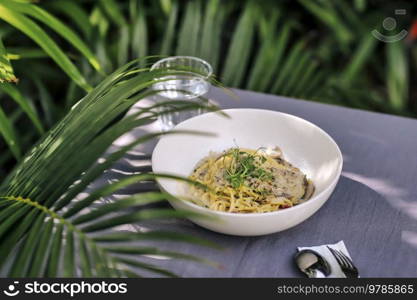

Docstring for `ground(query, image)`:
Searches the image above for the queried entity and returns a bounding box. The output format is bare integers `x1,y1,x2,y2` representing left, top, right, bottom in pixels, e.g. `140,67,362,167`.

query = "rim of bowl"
150,55,213,79
152,108,343,218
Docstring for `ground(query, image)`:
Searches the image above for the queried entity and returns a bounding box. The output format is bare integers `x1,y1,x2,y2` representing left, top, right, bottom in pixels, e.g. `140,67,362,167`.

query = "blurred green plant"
0,0,101,90
1,0,415,169
0,37,17,83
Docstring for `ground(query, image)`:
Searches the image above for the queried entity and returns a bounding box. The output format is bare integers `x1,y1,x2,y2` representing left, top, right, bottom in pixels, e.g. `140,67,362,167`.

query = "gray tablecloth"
94,88,417,277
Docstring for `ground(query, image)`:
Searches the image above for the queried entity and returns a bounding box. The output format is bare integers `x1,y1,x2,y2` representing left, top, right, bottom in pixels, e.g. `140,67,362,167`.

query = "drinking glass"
150,56,213,131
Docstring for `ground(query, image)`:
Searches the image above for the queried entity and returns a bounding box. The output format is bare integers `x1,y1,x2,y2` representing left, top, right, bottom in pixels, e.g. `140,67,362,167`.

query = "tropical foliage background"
1,0,417,174
0,0,416,276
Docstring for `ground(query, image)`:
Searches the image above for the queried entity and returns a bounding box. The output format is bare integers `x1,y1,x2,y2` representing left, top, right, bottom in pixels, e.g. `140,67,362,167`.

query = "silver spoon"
294,249,331,278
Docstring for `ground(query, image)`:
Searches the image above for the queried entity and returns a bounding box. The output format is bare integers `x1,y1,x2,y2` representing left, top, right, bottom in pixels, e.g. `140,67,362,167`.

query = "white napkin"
297,240,354,278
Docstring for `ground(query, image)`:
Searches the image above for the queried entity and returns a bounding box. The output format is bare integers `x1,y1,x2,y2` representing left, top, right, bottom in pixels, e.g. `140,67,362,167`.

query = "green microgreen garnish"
224,148,273,188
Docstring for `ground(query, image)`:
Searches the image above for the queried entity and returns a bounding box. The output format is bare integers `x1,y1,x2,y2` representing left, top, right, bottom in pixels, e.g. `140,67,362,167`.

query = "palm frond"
98,0,127,27
0,61,221,277
386,41,408,111
0,83,44,134
0,37,17,83
0,3,92,91
176,0,201,56
246,10,281,91
32,77,61,127
3,0,102,73
270,39,306,94
221,1,257,87
197,0,226,72
298,0,353,46
0,105,21,160
131,1,148,66
160,0,178,55
340,33,378,85
47,0,93,37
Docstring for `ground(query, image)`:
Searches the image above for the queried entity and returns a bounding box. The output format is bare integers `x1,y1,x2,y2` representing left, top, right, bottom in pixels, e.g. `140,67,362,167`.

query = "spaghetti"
188,147,314,213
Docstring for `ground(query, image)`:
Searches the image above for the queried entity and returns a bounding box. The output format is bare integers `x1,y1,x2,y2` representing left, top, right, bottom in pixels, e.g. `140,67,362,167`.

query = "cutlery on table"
294,249,332,278
327,246,359,278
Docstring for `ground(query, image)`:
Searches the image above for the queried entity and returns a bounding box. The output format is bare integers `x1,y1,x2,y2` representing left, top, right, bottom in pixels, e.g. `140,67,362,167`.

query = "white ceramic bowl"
152,109,343,236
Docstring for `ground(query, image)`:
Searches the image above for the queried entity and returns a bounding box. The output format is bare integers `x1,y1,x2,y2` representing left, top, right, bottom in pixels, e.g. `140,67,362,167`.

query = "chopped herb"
223,148,274,188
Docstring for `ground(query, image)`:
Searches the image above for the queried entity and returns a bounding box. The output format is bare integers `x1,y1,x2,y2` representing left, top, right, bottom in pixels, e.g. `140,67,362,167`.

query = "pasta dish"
188,147,314,213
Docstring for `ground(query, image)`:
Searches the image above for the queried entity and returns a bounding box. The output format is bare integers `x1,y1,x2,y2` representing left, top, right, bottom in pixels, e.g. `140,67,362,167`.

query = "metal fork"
327,246,359,278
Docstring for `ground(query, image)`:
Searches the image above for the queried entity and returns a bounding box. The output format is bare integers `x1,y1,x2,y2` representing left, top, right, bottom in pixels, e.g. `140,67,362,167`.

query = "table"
95,88,417,277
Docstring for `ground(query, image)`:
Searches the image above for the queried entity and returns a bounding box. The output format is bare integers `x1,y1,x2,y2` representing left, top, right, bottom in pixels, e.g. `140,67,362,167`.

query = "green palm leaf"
78,238,93,277
117,24,130,66
0,203,30,237
46,223,64,277
160,0,178,55
291,60,319,98
8,212,45,277
71,192,170,225
386,41,408,111
63,229,75,277
1,0,101,73
198,0,227,72
298,0,353,46
32,77,60,127
93,231,221,249
131,2,148,66
271,39,306,94
98,0,127,27
48,0,93,37
221,1,257,87
3,46,47,59
81,209,205,233
27,218,54,277
0,37,17,83
106,247,221,269
340,33,378,84
9,214,45,277
0,4,92,91
176,0,201,56
0,207,39,272
0,104,21,160
0,83,44,134
247,20,291,93
280,50,312,96
0,61,221,277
